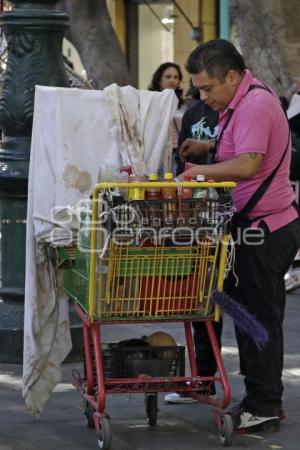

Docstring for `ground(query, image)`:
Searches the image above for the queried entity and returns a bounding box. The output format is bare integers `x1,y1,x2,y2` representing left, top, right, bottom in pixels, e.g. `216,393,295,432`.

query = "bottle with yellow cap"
163,172,173,181
128,174,145,200
145,173,161,200
162,172,177,224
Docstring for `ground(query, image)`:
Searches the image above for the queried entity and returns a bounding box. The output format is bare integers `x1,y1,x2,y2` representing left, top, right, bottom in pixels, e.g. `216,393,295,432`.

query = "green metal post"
0,0,70,362
0,0,69,298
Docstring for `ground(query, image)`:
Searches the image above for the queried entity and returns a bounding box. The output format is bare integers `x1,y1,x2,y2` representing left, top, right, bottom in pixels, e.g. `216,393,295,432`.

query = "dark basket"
119,193,232,232
101,343,185,378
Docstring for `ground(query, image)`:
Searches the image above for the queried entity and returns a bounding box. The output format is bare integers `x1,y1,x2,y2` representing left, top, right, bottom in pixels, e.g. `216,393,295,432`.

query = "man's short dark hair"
185,39,247,81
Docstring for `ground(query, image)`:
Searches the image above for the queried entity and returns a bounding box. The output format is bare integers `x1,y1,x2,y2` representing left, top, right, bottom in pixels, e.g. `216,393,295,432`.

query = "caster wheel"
84,401,95,428
145,393,158,427
218,413,233,446
96,417,112,450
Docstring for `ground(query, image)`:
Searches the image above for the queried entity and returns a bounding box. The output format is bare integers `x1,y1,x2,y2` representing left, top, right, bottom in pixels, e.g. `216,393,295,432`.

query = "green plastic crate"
57,246,90,311
117,247,193,276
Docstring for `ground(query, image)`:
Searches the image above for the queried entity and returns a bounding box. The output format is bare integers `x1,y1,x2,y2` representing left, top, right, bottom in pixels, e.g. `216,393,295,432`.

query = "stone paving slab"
0,292,300,450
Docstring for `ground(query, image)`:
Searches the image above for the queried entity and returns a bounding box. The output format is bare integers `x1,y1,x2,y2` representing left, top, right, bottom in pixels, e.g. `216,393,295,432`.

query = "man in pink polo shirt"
179,40,300,432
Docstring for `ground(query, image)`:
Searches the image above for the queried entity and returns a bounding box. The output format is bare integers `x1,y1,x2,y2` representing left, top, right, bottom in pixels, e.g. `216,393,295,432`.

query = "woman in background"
148,62,185,174
148,62,183,103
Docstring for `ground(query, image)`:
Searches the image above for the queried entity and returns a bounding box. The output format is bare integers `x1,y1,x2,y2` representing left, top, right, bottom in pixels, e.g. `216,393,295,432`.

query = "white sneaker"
230,403,280,432
285,269,300,292
164,393,198,404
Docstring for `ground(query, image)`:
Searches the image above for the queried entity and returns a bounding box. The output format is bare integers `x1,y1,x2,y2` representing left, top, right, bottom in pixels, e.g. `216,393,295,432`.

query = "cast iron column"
0,0,69,361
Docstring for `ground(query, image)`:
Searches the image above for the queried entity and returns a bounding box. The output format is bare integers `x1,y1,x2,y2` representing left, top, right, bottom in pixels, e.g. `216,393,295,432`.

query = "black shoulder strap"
215,108,234,149
240,132,290,216
216,83,273,151
248,82,273,95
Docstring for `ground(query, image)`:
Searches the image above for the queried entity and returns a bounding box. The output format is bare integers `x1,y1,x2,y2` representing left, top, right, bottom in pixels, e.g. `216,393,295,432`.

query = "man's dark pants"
193,217,300,416
226,217,300,416
193,320,222,378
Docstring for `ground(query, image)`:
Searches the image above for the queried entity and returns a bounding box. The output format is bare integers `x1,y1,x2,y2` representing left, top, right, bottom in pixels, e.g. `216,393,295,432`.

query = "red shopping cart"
57,180,236,448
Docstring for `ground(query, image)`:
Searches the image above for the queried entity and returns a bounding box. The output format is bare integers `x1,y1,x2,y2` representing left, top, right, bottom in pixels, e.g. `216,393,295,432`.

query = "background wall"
106,0,217,92
138,3,174,89
106,0,126,52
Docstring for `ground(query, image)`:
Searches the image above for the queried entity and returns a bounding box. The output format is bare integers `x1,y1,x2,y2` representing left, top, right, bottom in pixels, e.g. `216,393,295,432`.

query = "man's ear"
226,70,241,88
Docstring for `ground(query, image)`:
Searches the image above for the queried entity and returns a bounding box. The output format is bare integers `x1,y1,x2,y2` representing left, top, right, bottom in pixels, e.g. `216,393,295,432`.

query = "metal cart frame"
61,181,236,448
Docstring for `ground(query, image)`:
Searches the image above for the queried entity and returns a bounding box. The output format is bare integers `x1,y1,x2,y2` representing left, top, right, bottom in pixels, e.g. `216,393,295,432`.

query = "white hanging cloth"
23,84,178,415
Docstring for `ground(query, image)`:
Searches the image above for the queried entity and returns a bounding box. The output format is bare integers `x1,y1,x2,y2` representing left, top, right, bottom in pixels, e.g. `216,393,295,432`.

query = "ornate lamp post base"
0,0,82,362
0,299,82,363
0,0,69,297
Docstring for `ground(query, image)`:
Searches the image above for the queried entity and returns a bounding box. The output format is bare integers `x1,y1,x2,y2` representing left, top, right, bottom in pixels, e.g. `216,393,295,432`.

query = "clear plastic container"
98,164,118,182
177,174,193,225
113,171,129,201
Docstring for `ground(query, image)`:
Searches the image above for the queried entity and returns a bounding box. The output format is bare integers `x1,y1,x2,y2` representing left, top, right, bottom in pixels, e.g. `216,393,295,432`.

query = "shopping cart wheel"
145,393,158,427
218,413,233,447
96,417,111,450
84,401,95,428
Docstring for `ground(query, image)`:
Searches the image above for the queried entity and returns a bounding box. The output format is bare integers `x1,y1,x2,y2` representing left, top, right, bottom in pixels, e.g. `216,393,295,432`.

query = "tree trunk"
230,0,300,96
58,0,130,89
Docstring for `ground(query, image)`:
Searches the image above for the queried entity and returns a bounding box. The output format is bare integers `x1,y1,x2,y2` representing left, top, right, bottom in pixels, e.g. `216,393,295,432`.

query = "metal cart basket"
57,180,236,448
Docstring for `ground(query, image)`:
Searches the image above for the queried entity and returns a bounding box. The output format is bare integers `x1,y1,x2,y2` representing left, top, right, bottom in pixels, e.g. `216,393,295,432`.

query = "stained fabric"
23,85,178,415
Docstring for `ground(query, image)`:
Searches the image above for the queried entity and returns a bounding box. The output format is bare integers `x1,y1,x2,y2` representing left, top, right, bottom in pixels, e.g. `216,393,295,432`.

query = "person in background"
148,62,185,173
280,83,300,292
148,61,184,102
175,85,219,173
165,90,220,404
178,39,300,432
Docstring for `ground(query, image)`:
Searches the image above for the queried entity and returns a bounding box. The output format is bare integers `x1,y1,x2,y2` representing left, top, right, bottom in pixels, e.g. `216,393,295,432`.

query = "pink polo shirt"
216,69,298,232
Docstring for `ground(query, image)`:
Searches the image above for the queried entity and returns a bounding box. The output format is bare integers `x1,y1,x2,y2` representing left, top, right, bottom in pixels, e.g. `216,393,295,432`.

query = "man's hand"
179,138,212,162
176,152,264,182
176,165,203,181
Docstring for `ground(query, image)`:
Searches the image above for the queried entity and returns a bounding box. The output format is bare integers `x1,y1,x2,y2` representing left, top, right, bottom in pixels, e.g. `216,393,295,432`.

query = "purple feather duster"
212,290,269,349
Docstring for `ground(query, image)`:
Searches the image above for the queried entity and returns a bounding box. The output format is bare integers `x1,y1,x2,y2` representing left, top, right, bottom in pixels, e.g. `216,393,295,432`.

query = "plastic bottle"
193,174,207,227
162,172,176,193
207,186,219,201
177,174,193,225
193,174,207,199
112,170,128,203
120,165,132,176
98,164,117,182
145,173,161,228
181,174,193,197
206,183,219,226
162,172,177,225
128,174,145,200
145,173,161,200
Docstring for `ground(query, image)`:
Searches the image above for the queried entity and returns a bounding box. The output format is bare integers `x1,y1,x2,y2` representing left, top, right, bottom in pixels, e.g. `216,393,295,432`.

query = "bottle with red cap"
181,174,193,197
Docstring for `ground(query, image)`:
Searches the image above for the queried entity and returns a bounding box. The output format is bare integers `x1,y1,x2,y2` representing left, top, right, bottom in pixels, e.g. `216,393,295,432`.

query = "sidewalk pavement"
1,291,300,450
